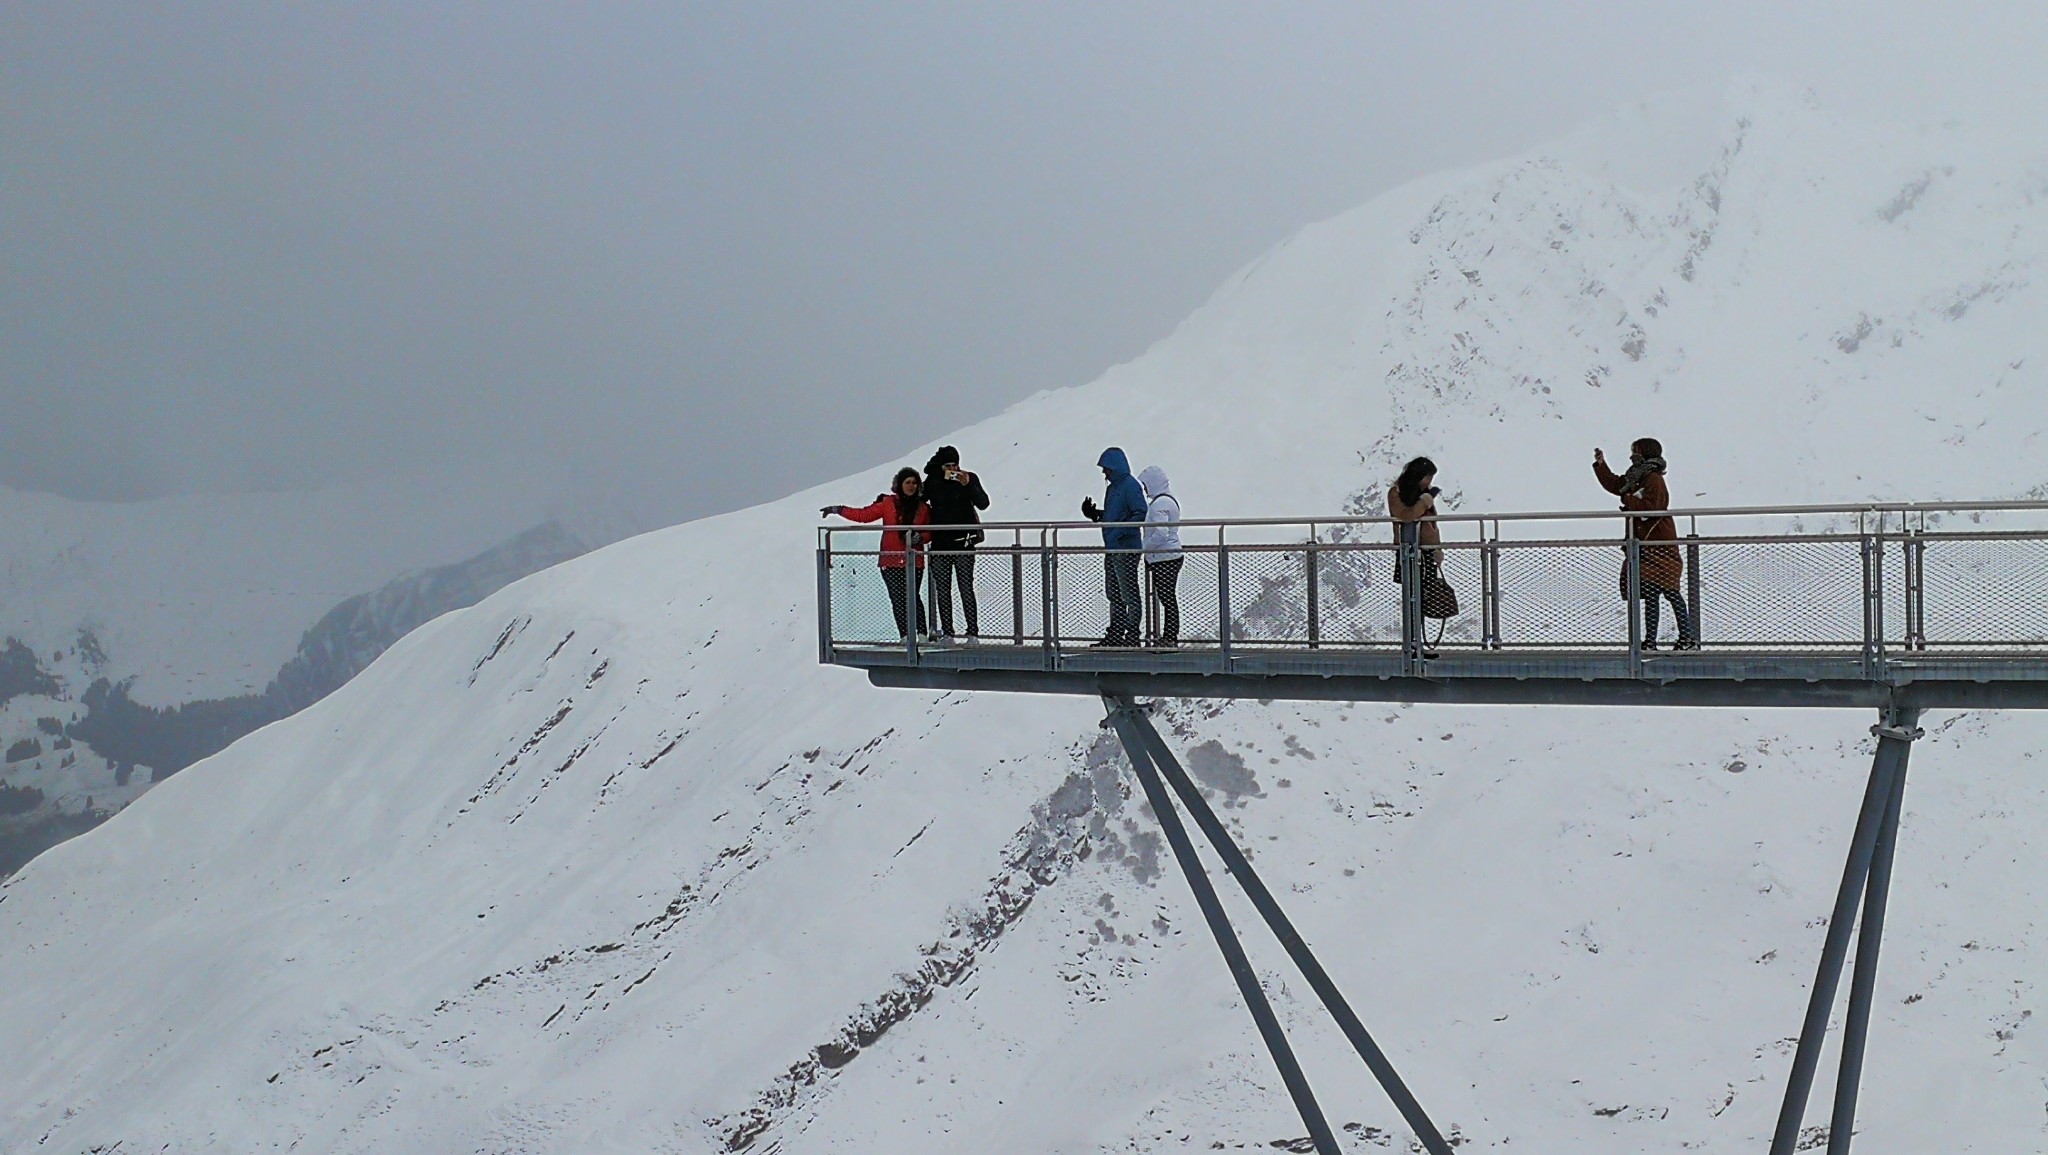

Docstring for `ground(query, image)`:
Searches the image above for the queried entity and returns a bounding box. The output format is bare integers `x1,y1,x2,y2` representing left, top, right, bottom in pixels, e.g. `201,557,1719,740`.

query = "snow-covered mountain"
0,484,609,874
5,81,2048,1153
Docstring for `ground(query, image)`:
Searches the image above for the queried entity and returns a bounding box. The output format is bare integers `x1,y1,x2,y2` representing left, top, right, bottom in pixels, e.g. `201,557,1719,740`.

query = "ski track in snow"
6,80,2048,1152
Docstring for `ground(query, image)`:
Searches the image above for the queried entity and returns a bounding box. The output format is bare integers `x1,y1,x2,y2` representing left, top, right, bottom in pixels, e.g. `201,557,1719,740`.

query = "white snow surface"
6,82,2048,1153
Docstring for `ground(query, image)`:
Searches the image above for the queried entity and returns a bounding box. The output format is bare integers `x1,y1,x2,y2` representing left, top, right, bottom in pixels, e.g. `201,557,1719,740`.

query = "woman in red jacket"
823,467,932,639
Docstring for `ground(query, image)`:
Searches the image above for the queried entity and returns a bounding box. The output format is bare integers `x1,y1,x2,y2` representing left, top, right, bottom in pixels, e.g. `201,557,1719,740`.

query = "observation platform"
818,499,2048,1155
819,501,2048,712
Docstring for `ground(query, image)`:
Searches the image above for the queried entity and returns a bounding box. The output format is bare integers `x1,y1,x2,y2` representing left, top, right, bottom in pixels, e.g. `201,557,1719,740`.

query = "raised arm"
834,497,890,524
1592,458,1626,496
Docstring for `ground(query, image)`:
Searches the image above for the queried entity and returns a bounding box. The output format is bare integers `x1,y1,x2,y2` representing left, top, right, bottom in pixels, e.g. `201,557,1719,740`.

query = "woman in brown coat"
1389,456,1455,656
1594,438,1696,649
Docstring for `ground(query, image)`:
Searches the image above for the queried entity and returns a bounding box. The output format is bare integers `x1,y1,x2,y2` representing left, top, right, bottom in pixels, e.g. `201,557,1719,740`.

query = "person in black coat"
922,446,990,641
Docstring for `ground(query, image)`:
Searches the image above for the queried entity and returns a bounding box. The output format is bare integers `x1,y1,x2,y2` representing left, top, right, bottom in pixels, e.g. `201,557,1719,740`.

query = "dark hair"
1632,437,1663,459
1395,456,1437,508
892,466,923,501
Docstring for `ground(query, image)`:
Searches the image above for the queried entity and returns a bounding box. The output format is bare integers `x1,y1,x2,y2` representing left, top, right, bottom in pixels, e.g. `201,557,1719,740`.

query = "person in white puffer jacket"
1139,465,1182,647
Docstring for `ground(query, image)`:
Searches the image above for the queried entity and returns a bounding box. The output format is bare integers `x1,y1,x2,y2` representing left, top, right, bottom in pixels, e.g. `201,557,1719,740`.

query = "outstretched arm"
834,497,889,524
1592,459,1626,496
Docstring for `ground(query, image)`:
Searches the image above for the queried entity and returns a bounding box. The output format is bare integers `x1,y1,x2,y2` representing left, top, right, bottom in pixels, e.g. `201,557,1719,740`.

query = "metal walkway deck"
818,500,2048,1155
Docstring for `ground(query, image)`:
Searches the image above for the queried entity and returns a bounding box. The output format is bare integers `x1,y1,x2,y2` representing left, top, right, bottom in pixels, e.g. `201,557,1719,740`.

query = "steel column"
1041,532,1058,670
1480,523,1502,651
1306,536,1322,650
1826,716,1918,1155
1012,540,1026,647
816,544,834,664
904,530,921,662
1903,533,1926,651
1399,522,1424,675
1768,711,1921,1155
1626,530,1643,674
1686,530,1703,645
1103,699,1341,1155
1116,701,1455,1155
1218,529,1233,672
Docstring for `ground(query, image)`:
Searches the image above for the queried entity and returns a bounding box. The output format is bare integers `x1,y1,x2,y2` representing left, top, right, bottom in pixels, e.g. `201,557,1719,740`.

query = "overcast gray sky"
6,2,2047,527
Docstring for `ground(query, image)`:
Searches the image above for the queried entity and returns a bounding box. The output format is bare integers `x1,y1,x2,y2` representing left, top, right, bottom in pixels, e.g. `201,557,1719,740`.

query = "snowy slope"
5,81,2048,1154
0,479,567,706
0,483,609,875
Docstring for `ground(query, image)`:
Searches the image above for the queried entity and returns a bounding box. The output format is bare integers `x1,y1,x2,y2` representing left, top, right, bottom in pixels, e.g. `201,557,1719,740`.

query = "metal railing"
817,502,2048,673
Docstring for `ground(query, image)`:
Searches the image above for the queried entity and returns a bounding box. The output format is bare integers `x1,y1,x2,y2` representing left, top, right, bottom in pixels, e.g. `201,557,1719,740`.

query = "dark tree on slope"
67,681,283,781
0,782,45,817
0,638,62,708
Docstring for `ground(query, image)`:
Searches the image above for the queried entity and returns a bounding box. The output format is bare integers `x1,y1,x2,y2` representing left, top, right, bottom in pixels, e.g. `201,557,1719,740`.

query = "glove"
1081,497,1101,521
820,505,844,517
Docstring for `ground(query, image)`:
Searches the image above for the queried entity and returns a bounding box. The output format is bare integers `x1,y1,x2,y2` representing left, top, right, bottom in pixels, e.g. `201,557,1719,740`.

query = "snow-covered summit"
4,84,2047,1153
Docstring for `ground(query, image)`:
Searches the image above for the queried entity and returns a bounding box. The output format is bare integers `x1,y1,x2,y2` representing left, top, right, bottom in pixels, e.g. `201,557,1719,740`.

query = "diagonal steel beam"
1118,700,1456,1155
1769,712,1920,1155
1103,697,1341,1155
1827,714,1918,1155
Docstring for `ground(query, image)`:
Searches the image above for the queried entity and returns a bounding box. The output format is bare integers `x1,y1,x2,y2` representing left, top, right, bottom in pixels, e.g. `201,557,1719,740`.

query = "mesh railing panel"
1691,538,1864,649
1881,536,1910,652
1495,540,1626,648
1230,547,1310,645
1308,544,1402,647
1169,549,1224,646
1050,547,1110,645
1429,543,1487,648
1916,535,2048,650
919,543,1039,644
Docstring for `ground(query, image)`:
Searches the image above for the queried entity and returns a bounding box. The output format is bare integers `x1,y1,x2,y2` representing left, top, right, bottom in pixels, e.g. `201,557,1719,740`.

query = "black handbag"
1420,563,1459,620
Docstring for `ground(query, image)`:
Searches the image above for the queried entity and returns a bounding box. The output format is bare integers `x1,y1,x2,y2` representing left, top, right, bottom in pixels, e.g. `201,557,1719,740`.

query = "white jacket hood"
1139,466,1181,559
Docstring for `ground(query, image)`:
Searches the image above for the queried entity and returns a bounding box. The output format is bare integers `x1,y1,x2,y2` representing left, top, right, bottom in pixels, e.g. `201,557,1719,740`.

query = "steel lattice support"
1104,695,1454,1155
1769,710,1922,1155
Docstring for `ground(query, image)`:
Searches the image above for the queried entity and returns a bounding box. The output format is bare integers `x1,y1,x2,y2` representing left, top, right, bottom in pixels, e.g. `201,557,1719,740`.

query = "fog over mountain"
4,85,2046,1153
8,4,2048,528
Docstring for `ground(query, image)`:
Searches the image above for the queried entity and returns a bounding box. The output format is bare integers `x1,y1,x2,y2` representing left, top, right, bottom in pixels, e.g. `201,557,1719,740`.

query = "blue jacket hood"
1096,447,1146,548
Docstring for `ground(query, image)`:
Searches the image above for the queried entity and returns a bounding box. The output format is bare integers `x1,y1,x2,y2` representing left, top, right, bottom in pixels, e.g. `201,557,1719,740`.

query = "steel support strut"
1103,700,1339,1154
1111,697,1456,1155
1768,709,1921,1155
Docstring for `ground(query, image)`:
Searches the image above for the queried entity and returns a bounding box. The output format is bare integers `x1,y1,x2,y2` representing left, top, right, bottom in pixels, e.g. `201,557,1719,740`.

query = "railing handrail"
817,494,2048,684
818,497,2048,540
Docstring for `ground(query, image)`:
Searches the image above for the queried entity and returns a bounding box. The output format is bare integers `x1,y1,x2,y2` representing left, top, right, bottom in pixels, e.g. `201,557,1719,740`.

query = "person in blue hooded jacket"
1081,447,1147,646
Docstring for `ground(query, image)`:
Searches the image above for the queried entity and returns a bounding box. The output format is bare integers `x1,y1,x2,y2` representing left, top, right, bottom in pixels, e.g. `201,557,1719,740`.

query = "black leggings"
928,550,978,636
880,567,927,638
1147,557,1182,643
1642,585,1694,645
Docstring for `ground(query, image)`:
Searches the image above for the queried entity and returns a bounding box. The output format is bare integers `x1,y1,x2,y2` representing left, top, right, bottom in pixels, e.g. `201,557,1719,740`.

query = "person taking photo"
921,446,990,643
